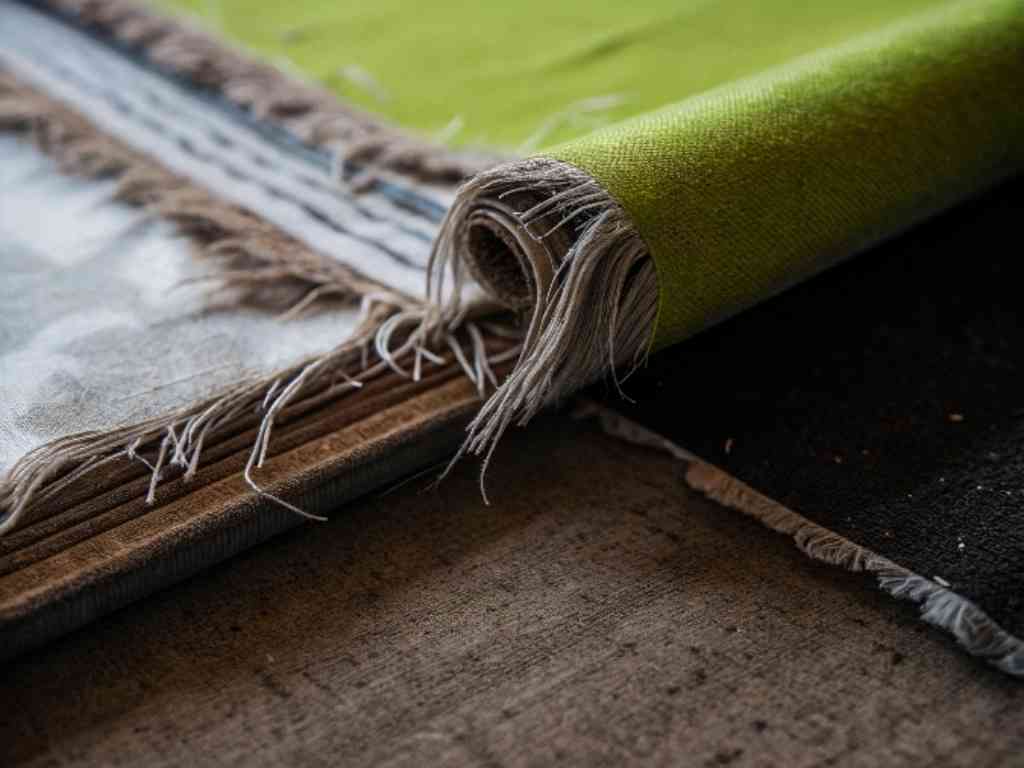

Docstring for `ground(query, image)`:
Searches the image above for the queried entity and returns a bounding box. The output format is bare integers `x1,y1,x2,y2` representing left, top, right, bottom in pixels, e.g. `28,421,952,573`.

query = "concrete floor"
2,416,1020,767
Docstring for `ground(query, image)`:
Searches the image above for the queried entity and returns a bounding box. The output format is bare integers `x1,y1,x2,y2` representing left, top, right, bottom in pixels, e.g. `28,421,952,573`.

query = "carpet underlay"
0,0,1022,678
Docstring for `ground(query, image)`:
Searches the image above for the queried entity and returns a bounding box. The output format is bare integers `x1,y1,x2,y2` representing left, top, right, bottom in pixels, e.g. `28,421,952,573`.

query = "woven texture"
161,0,944,149
551,0,1024,347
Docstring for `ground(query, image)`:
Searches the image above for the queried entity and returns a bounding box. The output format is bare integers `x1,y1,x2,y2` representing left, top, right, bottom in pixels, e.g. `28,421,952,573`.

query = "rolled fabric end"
427,0,1024,474
426,158,657,481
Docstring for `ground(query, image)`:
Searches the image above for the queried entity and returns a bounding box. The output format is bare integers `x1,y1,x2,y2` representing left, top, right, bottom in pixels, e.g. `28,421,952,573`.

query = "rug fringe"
0,71,518,533
41,0,502,187
0,294,517,534
0,71,394,312
424,157,658,501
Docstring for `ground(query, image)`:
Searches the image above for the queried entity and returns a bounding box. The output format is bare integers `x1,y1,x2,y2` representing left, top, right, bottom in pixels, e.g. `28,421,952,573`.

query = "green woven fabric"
551,0,1024,347
162,0,1024,348
161,0,943,149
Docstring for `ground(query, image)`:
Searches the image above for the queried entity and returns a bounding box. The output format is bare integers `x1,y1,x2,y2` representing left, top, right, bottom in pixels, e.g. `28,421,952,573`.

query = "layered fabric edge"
0,0,518,533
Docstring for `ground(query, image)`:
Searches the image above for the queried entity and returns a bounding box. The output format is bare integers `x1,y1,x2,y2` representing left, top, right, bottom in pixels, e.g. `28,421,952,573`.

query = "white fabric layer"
0,136,362,476
0,1,450,299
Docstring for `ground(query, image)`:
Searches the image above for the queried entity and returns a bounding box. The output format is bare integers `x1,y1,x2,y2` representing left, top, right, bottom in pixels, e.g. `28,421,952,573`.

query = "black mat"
599,176,1024,642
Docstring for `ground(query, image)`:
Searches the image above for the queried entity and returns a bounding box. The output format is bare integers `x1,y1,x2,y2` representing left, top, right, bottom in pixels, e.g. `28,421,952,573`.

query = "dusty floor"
2,416,1021,767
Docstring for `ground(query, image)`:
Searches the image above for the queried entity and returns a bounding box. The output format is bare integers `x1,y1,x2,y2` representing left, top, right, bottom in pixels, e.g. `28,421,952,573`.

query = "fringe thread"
42,0,503,186
425,157,659,501
0,71,519,534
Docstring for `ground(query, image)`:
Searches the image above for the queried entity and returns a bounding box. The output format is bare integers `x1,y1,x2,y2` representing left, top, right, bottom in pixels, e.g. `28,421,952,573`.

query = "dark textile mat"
599,176,1024,641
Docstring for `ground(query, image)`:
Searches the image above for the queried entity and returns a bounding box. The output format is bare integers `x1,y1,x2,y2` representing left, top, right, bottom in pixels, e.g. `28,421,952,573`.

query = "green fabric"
161,0,1023,349
551,0,1024,348
161,0,944,149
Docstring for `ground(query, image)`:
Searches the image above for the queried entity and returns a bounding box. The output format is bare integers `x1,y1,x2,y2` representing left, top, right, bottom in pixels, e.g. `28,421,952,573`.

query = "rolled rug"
428,0,1024,468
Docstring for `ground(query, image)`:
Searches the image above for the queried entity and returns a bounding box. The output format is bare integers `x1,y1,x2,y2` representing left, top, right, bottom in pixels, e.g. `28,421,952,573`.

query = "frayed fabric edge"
0,70,394,311
0,71,521,535
37,0,503,188
425,157,659,500
6,5,665,513
0,295,518,536
576,401,1024,678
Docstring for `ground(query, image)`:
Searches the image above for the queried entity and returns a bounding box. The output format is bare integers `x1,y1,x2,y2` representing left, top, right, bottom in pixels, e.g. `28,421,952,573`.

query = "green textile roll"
549,0,1024,348
163,0,1024,350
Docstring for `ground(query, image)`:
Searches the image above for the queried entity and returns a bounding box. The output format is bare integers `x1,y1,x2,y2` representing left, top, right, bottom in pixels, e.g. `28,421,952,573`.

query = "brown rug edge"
0,377,479,660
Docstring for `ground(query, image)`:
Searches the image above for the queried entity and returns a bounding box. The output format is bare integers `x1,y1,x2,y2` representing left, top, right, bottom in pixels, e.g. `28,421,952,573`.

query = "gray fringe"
579,401,1024,678
43,0,503,186
0,71,518,534
0,71,394,312
0,295,518,535
425,157,659,499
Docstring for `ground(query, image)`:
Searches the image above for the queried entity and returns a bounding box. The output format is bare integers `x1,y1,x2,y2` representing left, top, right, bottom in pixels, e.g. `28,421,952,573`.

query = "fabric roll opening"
427,158,658,489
